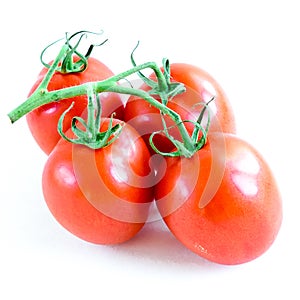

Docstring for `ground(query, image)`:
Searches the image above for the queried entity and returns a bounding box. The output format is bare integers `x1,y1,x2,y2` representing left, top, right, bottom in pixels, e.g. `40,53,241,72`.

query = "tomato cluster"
8,34,282,265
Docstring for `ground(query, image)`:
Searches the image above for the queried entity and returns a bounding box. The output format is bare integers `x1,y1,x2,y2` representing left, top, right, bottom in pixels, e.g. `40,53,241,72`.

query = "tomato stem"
7,60,178,123
7,32,208,156
8,62,197,154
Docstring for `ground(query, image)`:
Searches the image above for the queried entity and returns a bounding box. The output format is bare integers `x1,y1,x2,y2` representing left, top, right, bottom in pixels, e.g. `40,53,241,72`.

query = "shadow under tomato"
108,218,226,270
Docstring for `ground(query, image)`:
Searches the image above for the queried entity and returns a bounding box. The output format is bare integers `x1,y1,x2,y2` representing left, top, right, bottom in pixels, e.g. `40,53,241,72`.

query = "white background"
1,0,299,299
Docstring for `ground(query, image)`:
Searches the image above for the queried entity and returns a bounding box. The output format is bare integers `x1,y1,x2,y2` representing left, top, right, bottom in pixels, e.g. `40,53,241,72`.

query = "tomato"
124,63,236,153
42,118,154,244
26,57,124,155
155,133,282,265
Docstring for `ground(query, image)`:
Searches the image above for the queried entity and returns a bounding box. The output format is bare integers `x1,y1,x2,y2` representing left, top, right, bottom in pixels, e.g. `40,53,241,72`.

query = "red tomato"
155,133,282,265
124,63,236,153
42,118,154,244
26,57,124,155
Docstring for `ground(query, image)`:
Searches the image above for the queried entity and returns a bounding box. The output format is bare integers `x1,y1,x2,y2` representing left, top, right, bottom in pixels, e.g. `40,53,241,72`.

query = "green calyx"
149,99,213,158
58,86,122,149
40,30,108,74
130,42,186,104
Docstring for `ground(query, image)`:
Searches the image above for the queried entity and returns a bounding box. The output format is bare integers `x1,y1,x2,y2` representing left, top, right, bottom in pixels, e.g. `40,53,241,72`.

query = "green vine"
7,31,212,158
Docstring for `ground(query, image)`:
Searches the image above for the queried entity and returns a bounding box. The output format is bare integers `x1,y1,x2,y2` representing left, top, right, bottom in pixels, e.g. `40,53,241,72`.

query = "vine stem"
106,85,196,154
7,60,168,124
7,72,195,153
7,40,196,155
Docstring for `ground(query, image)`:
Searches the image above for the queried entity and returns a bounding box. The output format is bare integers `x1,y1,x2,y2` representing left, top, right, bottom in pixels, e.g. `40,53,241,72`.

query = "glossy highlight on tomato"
26,57,124,155
155,133,282,265
42,118,154,244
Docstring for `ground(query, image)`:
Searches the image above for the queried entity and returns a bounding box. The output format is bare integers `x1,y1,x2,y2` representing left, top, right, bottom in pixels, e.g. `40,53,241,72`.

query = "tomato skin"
155,133,282,265
26,57,124,155
124,63,236,153
42,119,154,244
